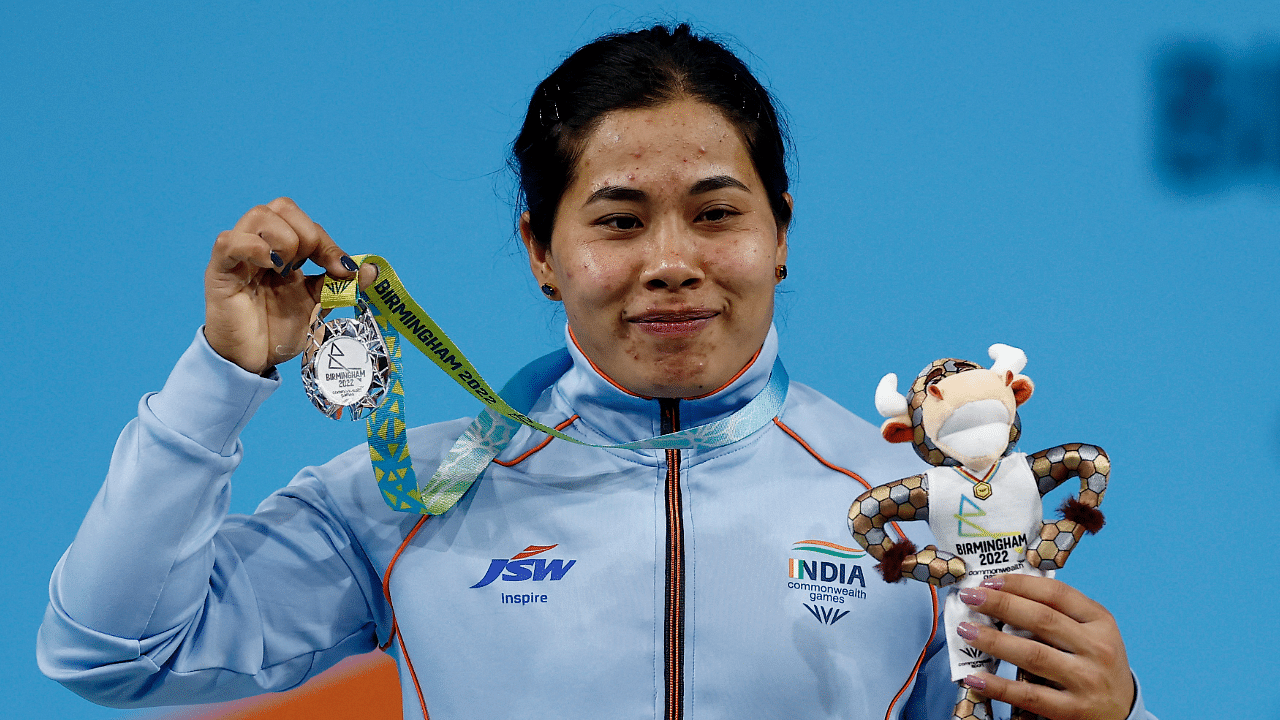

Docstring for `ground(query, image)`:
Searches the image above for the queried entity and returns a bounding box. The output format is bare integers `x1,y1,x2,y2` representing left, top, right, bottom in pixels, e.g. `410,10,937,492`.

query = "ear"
1010,375,1034,406
880,416,914,444
520,211,556,287
774,193,791,265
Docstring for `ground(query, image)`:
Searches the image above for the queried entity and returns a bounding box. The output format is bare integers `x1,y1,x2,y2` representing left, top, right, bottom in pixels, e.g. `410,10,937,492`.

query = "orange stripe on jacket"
494,416,579,467
380,515,432,718
772,417,939,720
685,344,763,400
567,326,649,398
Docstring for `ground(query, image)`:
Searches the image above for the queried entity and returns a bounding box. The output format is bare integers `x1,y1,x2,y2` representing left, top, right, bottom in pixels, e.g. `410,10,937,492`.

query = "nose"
641,223,703,291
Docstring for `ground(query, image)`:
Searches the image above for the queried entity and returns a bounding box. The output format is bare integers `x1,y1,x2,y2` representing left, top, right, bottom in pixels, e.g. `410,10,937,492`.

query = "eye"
595,214,643,231
696,206,740,223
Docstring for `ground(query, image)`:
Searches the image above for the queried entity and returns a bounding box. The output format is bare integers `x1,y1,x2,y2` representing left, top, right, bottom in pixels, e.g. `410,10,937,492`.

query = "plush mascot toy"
847,344,1108,720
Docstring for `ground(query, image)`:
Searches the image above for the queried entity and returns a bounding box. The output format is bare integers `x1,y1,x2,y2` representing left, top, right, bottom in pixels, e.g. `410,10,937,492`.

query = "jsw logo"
470,544,576,588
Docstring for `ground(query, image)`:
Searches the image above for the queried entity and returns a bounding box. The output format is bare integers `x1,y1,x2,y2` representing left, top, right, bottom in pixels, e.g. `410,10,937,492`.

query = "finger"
960,577,1135,720
359,262,379,289
980,574,1110,624
954,617,1082,687
302,260,379,305
266,197,331,271
963,658,1132,720
961,671,1075,720
306,223,359,279
304,273,330,305
230,204,302,272
958,584,1085,656
210,229,285,276
263,198,358,279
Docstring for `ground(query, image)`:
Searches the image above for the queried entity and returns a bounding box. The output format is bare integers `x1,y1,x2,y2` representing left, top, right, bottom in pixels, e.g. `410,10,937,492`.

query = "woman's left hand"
955,573,1135,720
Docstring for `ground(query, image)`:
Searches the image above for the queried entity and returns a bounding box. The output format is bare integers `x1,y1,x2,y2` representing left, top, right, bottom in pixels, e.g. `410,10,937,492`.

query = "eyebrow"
584,186,647,206
583,175,751,208
688,175,749,195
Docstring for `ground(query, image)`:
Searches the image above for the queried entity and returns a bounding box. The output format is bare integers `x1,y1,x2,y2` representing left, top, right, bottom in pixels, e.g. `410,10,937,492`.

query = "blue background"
3,2,1277,718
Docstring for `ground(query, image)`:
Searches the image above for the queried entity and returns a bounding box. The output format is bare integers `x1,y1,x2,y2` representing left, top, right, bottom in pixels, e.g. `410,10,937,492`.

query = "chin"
594,321,762,399
636,361,714,399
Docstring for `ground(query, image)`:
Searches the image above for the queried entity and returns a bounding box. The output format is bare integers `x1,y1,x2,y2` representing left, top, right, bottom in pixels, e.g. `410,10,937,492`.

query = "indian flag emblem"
789,540,866,578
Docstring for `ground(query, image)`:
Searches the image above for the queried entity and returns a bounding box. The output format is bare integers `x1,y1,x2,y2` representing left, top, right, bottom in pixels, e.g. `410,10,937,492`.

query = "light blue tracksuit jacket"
37,326,1152,720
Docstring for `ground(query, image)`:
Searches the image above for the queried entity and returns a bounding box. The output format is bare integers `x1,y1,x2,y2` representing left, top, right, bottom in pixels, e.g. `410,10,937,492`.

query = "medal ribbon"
321,255,789,515
954,461,1000,499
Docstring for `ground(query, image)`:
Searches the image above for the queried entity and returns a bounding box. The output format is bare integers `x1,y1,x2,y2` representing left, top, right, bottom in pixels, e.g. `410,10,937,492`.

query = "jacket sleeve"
1126,676,1157,720
37,330,389,708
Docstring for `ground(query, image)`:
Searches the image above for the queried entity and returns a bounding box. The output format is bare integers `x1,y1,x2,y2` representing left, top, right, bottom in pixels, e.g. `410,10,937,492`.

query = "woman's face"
523,99,788,398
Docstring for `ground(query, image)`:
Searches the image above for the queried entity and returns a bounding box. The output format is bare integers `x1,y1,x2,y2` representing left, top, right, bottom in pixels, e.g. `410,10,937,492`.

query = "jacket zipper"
660,398,684,720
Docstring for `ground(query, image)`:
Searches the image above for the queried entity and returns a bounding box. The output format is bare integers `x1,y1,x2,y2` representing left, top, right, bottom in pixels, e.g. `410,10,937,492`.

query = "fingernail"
270,251,284,267
292,258,307,271
956,621,979,640
979,576,1005,590
280,266,292,278
963,674,987,691
958,588,986,606
341,255,358,272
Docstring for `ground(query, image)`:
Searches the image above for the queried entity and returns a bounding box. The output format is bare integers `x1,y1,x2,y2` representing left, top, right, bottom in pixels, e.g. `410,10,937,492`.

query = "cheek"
558,245,635,303
705,239,777,294
920,400,944,440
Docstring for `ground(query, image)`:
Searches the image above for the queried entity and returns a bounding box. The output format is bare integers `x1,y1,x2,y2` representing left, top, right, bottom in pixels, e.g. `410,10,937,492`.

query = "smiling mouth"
629,309,719,335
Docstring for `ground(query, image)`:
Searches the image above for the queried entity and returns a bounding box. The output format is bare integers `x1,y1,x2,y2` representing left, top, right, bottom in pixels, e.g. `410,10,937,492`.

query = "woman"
38,25,1149,720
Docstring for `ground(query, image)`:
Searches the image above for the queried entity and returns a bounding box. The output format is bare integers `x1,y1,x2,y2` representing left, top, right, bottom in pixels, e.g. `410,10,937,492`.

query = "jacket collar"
554,324,780,444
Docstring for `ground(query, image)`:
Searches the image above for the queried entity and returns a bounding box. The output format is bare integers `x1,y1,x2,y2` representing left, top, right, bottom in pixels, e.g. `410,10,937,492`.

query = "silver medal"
301,299,391,420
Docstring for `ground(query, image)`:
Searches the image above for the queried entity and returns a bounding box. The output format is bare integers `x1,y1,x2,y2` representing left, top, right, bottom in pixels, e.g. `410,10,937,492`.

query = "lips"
628,308,719,336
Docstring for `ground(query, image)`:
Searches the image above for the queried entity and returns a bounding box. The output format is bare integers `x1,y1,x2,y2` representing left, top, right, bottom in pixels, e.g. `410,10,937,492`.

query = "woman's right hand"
204,197,362,376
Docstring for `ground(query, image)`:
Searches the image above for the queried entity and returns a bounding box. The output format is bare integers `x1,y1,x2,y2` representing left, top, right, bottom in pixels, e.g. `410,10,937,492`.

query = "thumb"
358,262,379,290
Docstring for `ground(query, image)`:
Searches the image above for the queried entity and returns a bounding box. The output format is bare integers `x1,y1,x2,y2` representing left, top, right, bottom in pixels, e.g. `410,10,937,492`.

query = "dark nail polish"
340,255,358,272
270,251,284,267
292,258,307,271
280,266,291,278
958,588,987,606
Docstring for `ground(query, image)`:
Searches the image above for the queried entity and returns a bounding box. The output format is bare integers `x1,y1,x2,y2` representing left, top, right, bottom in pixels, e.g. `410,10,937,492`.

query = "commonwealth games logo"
786,540,867,624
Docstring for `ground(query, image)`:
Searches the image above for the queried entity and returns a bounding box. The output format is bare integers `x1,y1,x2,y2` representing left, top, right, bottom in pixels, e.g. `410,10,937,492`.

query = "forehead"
571,99,759,194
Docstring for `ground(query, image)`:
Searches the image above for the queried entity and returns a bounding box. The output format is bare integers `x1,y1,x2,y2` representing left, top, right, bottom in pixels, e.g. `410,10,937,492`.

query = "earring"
540,283,558,299
775,265,788,281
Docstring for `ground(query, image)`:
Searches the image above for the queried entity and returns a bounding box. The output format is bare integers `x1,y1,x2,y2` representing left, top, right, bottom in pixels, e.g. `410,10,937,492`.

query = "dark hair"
512,24,792,249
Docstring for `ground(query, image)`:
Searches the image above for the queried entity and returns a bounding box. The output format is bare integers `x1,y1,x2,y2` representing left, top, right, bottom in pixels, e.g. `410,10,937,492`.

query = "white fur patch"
937,399,1010,458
